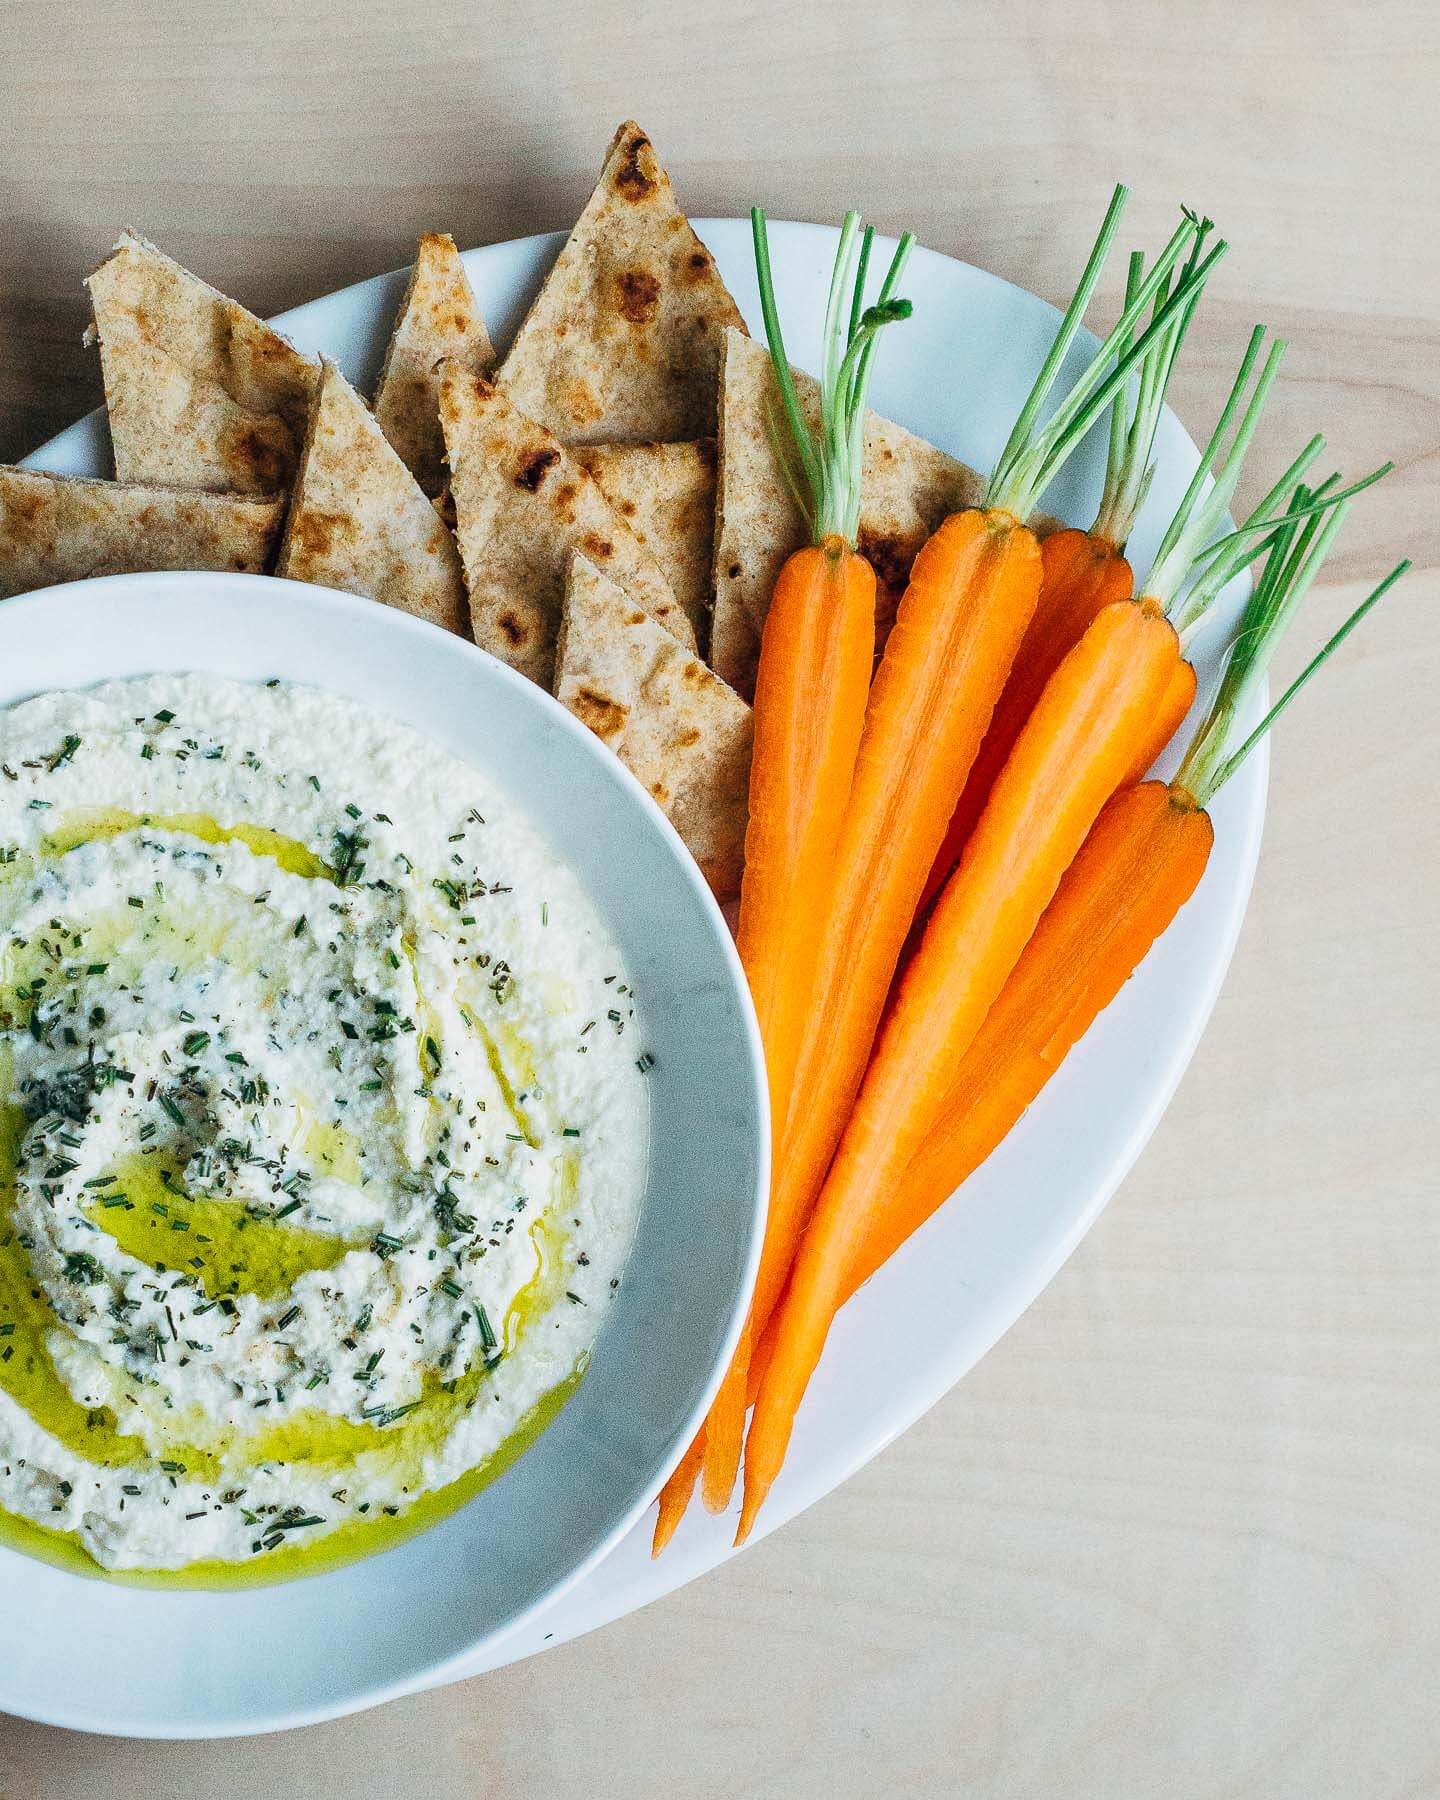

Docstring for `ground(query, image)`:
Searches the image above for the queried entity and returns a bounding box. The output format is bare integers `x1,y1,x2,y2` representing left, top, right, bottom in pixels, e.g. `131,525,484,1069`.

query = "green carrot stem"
1176,463,1408,807
752,207,914,546
1146,328,1268,592
1099,252,1147,535
988,207,1225,522
1192,559,1410,801
989,184,1130,500
1145,327,1287,608
1178,495,1348,801
1174,456,1395,642
752,209,822,513
845,232,914,512
1168,432,1326,638
846,225,875,352
1010,231,1223,497
762,395,817,523
820,213,861,425
839,297,913,538
1185,458,1394,568
1094,216,1214,547
854,229,911,399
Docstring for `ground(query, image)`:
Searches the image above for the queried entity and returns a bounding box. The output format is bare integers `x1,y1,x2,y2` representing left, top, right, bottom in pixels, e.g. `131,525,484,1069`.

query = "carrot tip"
699,1439,742,1514
698,1338,749,1514
734,1485,766,1547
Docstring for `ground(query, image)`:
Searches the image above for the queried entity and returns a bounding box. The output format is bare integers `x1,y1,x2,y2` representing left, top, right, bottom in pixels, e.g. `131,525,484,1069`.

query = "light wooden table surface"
2,2,1436,1794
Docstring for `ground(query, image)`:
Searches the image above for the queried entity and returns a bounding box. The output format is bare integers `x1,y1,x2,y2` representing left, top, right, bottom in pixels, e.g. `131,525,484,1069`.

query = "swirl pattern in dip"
0,675,647,1573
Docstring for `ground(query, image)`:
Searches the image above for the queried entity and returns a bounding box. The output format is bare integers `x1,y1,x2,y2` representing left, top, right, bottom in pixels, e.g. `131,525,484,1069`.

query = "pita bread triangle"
709,328,990,701
374,233,495,498
438,362,693,689
556,551,751,900
85,232,318,496
0,465,284,601
275,359,468,635
497,121,745,445
578,439,716,649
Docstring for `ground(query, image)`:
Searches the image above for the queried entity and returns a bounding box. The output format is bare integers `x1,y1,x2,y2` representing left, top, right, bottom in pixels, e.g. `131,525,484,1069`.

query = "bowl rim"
0,569,770,1738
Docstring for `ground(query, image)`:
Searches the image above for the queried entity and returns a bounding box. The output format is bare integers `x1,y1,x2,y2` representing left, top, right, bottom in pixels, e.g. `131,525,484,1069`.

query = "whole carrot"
736,212,913,1203
654,213,915,1543
684,193,1228,1521
740,488,1406,1539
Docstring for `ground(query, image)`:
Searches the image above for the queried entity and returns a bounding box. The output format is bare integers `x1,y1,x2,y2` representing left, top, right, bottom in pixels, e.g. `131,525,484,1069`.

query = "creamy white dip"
0,675,647,1573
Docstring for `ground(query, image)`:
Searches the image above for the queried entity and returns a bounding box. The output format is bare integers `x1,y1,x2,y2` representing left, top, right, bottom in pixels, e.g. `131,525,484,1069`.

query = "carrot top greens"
987,188,1226,523
1177,485,1409,805
1125,322,1392,639
752,207,914,546
1145,325,1310,626
1093,220,1215,548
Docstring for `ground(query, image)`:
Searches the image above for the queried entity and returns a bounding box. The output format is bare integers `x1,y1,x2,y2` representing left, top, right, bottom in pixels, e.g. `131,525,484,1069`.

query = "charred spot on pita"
514,447,561,492
617,269,662,324
614,133,656,201
496,610,529,646
7,488,44,527
226,422,291,493
563,379,604,426
291,509,347,559
572,687,629,739
856,527,913,598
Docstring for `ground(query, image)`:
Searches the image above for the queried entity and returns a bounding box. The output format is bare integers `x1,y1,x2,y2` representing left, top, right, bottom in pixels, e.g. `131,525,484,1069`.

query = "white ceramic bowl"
0,571,769,1737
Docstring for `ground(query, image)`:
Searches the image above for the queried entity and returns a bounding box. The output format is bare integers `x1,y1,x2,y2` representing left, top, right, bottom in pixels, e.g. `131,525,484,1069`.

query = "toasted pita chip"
710,329,991,700
578,440,716,649
85,232,318,496
275,359,467,634
557,552,751,899
439,364,693,687
0,465,283,600
373,234,495,498
497,121,745,445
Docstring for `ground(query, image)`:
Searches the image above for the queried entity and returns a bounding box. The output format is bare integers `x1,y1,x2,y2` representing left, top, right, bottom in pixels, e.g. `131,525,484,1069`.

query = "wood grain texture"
1,0,1436,1793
